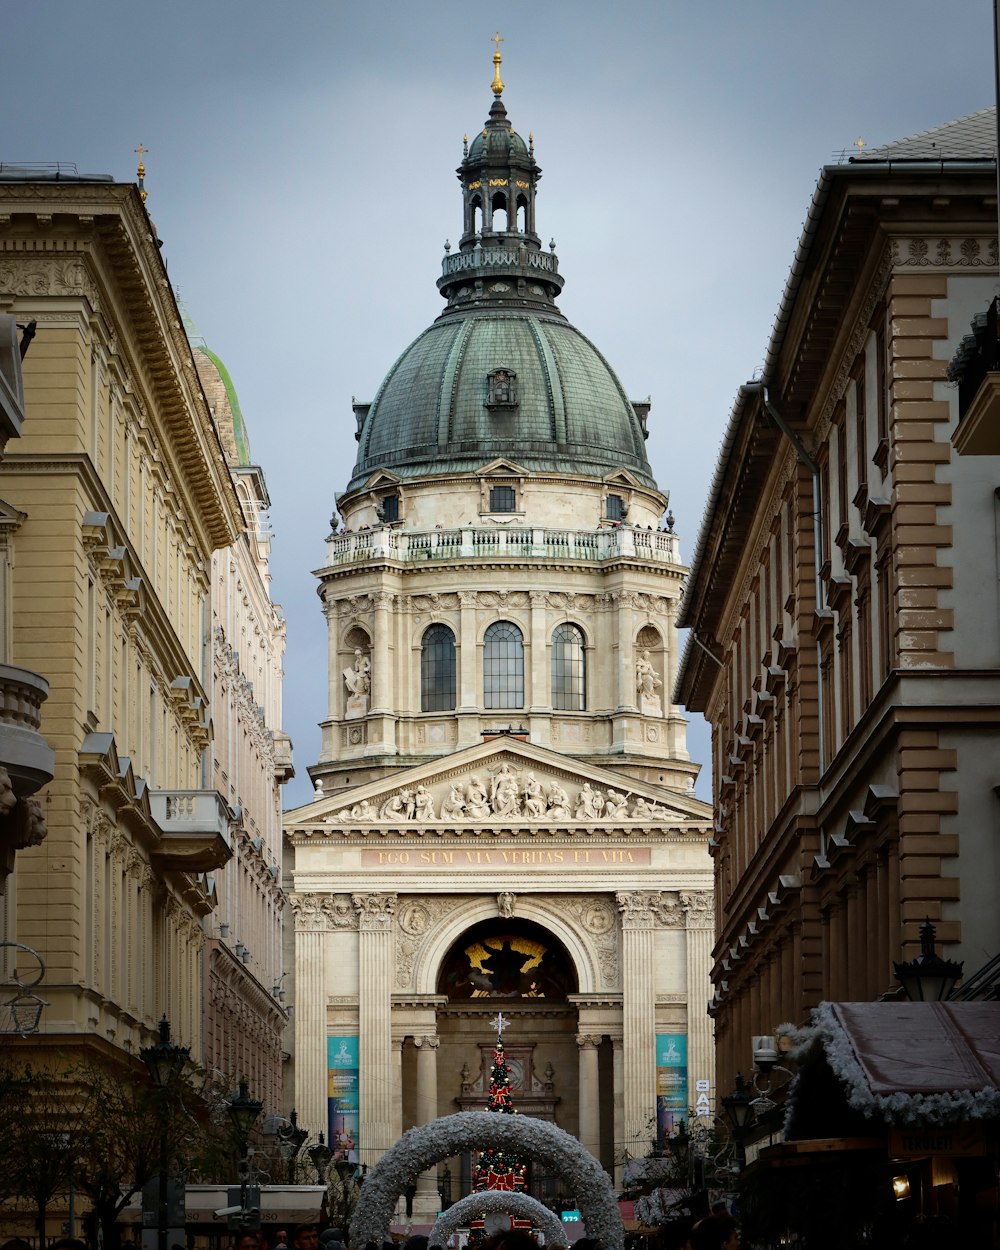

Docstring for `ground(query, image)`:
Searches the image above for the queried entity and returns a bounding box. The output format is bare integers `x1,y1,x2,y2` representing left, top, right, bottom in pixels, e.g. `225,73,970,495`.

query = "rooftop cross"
491,31,504,96
134,144,148,202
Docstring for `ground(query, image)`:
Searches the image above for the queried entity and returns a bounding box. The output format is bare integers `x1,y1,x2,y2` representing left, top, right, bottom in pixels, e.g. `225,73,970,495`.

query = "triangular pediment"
362,469,402,489
476,458,528,477
603,468,644,488
285,736,709,832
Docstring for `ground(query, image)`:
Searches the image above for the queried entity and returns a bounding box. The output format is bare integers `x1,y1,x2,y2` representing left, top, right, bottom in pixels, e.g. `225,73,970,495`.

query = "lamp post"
139,1016,190,1250
308,1131,333,1186
721,1073,754,1170
894,918,964,1001
278,1109,310,1183
227,1078,264,1229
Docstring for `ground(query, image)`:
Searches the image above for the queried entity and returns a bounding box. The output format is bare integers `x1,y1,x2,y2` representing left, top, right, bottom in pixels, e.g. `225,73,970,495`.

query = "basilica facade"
284,55,712,1210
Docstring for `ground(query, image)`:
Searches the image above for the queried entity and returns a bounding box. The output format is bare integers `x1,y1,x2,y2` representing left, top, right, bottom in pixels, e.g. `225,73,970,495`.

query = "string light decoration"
474,1012,527,1196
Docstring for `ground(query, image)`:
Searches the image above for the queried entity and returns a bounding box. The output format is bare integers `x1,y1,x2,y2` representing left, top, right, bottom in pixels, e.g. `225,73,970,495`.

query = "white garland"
799,1002,1000,1128
350,1111,624,1250
429,1190,566,1246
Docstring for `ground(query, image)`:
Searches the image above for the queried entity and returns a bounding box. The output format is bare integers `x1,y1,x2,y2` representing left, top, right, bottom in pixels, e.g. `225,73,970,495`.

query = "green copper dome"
344,80,655,495
347,310,654,492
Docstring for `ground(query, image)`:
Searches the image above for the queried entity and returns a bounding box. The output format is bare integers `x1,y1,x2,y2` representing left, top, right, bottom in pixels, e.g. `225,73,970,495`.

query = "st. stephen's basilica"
284,45,713,1218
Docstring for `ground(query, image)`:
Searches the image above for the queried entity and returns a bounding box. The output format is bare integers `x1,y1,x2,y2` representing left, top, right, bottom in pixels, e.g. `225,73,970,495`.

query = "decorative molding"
352,891,397,931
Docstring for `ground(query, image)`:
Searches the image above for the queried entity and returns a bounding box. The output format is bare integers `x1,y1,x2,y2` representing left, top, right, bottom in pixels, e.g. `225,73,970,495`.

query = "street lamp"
308,1131,333,1185
139,1016,190,1250
278,1108,310,1182
721,1073,754,1170
0,941,48,1035
894,918,964,1001
227,1078,264,1228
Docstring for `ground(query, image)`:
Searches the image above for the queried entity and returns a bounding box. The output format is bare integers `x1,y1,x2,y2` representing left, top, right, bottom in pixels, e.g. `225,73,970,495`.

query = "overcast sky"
2,1,996,805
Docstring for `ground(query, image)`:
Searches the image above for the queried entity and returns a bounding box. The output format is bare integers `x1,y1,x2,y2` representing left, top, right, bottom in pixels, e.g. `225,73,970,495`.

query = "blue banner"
328,1035,360,1163
655,1033,688,1142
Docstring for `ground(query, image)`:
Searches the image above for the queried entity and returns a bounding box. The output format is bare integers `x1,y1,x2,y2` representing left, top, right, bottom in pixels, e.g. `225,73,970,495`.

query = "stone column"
354,892,397,1170
528,592,548,712
617,891,659,1159
681,891,716,1105
324,597,340,723
611,1035,625,1189
576,1033,602,1163
391,1037,404,1147
370,593,392,715
291,893,331,1135
457,592,478,713
412,1033,441,1216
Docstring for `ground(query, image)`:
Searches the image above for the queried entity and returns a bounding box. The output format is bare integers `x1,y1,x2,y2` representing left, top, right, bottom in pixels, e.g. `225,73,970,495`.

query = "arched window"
484,621,524,709
551,623,586,711
421,624,456,712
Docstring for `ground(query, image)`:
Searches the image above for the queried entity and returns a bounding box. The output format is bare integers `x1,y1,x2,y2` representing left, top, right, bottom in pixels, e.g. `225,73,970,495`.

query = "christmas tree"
474,1011,528,1194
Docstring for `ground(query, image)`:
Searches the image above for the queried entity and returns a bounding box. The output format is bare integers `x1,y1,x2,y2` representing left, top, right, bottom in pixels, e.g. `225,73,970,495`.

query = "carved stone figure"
491,762,520,816
575,782,602,820
635,649,663,716
604,789,629,819
497,890,516,918
414,784,436,821
441,785,466,820
522,772,546,817
337,797,376,823
380,792,408,820
465,776,491,820
547,781,571,819
631,796,654,820
344,647,372,719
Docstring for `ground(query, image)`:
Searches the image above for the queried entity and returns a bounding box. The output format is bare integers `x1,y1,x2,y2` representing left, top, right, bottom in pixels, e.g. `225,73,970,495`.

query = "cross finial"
134,144,148,202
491,31,505,96
489,1011,509,1037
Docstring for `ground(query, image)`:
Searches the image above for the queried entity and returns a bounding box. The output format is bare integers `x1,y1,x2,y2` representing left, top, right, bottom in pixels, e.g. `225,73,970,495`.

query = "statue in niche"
441,785,467,820
491,762,520,816
522,772,547,818
636,649,663,717
497,891,516,919
343,647,371,719
465,776,491,820
414,784,436,821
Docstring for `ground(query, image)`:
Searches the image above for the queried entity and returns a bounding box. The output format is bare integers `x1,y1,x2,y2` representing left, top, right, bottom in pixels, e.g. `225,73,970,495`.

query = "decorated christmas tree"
474,1012,528,1194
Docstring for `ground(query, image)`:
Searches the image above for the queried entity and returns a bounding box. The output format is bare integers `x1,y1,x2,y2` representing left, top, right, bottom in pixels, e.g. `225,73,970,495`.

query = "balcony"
950,297,1000,455
0,664,54,795
149,790,235,873
322,524,681,570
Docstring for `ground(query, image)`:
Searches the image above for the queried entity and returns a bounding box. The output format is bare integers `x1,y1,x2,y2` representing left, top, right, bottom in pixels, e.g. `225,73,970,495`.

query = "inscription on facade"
361,845,651,868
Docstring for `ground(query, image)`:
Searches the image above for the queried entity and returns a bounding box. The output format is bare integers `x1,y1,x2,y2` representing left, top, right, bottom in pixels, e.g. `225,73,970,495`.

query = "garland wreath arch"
429,1191,566,1247
349,1111,623,1250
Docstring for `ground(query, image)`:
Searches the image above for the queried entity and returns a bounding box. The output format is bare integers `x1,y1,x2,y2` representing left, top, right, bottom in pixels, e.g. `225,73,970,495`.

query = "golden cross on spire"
491,31,504,96
134,144,148,202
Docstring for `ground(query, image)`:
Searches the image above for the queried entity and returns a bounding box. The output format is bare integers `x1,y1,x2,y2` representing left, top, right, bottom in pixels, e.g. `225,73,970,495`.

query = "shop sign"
888,1125,986,1157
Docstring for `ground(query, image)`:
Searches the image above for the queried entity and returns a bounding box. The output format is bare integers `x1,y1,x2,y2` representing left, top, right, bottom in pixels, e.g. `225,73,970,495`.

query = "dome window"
551,622,586,711
606,493,628,521
421,624,456,712
484,621,524,709
486,367,518,410
376,493,400,524
489,485,517,513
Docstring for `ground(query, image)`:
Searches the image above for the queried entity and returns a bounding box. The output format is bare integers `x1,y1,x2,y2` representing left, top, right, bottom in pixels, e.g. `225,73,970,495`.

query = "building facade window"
421,624,456,711
606,493,626,521
484,620,524,708
551,622,586,710
378,494,400,523
489,485,516,513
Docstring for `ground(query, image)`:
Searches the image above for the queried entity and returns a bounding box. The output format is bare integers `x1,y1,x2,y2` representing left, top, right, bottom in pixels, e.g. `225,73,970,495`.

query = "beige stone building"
0,167,282,1075
674,110,1000,1093
195,338,293,1114
284,62,713,1213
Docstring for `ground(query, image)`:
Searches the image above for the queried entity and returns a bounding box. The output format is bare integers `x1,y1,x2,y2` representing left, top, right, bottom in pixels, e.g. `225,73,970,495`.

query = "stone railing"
442,244,559,278
323,525,681,568
149,789,235,872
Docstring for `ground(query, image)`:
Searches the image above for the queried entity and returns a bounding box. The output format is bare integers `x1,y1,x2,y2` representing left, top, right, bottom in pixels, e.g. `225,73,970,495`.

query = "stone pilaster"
291,893,331,1135
354,892,397,1169
617,890,658,1158
576,1033,601,1162
681,890,715,1101
412,1033,441,1215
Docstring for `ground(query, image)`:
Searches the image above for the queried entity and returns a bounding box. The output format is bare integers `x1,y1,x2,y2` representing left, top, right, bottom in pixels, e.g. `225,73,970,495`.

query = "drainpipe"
742,381,827,770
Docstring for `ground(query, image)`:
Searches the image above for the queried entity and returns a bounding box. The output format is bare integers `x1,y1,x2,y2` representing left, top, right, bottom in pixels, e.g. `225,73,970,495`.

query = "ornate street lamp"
721,1072,754,1170
0,941,48,1035
894,918,964,1002
227,1078,264,1228
278,1108,310,1182
140,1016,190,1250
308,1131,333,1185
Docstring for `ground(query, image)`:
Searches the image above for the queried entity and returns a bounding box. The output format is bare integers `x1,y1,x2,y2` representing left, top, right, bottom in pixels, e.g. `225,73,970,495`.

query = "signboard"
328,1034,360,1162
655,1034,688,1141
561,1211,582,1222
888,1126,986,1157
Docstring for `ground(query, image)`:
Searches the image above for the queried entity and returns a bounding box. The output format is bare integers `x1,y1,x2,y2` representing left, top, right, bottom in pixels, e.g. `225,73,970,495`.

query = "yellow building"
0,166,248,1066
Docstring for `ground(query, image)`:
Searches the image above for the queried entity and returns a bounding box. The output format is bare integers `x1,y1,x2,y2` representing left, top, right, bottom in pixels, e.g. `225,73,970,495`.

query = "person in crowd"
274,1233,291,1250
690,1213,739,1250
294,1225,321,1250
236,1234,261,1250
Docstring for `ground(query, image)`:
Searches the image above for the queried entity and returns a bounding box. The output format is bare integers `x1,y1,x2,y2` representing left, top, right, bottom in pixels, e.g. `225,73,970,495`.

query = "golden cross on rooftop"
134,144,148,202
491,31,505,96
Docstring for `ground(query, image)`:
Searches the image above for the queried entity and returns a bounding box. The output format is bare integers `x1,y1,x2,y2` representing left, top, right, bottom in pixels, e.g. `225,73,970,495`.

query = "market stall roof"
797,1001,1000,1128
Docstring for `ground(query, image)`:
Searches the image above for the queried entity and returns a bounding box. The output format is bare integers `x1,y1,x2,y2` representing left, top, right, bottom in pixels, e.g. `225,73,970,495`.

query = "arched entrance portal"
397,916,616,1218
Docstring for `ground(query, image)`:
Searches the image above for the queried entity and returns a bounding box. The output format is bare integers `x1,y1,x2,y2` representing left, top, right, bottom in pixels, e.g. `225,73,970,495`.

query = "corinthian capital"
680,890,715,928
616,890,661,928
352,892,398,930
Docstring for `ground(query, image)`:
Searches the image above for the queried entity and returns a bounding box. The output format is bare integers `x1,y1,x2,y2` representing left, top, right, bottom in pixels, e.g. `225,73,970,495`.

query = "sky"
2,1,996,807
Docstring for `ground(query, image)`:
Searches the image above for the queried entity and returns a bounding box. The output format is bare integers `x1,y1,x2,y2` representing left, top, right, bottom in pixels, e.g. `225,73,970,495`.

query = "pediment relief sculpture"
332,759,680,825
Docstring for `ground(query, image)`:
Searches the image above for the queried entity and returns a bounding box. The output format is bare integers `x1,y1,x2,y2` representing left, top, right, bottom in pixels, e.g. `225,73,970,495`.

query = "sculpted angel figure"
465,775,491,820
414,784,436,821
575,782,602,820
522,772,547,817
604,789,629,819
547,781,571,819
343,647,371,696
441,784,466,819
